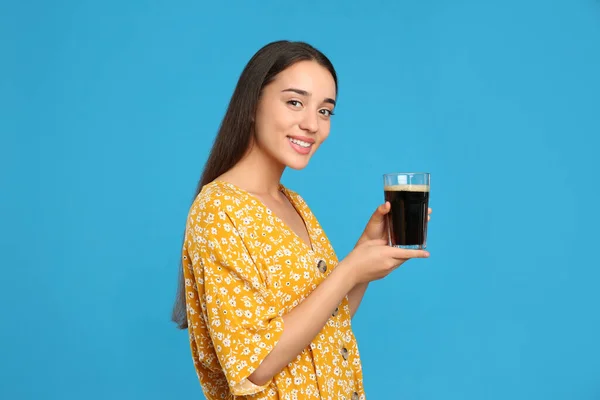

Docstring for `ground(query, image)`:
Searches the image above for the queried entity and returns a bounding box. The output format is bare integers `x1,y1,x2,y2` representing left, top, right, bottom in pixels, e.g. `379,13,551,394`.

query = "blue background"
2,0,599,399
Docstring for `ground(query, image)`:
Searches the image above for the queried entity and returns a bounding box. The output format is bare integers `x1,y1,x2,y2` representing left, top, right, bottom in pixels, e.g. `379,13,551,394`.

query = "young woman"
172,40,431,400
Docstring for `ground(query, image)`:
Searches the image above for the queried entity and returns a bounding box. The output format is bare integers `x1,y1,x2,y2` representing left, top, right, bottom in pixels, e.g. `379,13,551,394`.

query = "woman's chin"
284,155,312,171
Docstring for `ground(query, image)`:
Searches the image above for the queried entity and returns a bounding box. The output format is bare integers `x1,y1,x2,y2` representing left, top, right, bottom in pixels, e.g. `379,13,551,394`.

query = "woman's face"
253,60,337,170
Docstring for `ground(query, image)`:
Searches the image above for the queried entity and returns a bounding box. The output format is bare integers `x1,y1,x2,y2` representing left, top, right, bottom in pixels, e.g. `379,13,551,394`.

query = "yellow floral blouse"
182,180,365,400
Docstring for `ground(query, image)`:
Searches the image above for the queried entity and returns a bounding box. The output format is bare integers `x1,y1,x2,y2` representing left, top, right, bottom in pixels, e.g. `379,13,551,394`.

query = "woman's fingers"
361,239,388,247
388,247,430,259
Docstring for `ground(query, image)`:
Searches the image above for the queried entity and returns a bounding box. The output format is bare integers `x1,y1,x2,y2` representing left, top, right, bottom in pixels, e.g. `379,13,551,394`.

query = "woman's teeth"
288,138,311,148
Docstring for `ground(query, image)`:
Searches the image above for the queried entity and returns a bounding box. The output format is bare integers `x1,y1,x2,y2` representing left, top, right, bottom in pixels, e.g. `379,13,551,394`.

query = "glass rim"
383,172,430,177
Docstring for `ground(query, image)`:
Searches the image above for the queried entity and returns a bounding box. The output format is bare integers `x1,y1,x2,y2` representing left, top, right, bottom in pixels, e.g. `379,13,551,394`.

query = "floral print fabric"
182,180,365,400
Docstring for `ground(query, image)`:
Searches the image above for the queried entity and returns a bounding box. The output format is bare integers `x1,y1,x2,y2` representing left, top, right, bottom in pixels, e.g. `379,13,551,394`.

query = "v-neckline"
213,180,314,253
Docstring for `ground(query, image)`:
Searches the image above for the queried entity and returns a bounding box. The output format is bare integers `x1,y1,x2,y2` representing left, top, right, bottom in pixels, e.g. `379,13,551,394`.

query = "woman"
172,40,431,400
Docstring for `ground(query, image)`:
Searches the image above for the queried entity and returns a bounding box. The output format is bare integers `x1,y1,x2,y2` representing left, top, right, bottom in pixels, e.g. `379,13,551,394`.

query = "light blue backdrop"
2,0,599,399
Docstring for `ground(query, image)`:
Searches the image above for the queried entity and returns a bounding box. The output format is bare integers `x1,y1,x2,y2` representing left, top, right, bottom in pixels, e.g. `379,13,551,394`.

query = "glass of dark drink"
383,172,430,249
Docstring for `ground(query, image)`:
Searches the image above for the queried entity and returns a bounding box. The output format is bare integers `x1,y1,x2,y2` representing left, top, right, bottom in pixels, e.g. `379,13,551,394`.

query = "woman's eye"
319,109,335,117
287,100,302,107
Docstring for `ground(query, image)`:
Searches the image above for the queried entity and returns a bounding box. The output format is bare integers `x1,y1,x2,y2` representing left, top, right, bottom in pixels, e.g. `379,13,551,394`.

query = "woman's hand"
345,203,432,317
341,239,430,285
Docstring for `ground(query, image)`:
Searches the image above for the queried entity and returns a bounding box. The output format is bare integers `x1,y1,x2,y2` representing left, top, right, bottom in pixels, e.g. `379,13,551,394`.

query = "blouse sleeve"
186,204,284,395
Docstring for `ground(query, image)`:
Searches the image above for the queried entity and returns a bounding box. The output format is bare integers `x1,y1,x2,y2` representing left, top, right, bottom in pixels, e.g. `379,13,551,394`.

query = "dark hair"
172,40,338,329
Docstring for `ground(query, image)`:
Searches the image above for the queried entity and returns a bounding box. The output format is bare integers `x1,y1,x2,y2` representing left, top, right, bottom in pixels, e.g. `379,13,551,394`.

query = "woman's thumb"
372,202,391,220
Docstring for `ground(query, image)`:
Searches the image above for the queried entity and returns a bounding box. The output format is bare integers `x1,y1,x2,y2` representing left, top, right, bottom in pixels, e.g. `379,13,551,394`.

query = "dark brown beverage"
384,184,430,248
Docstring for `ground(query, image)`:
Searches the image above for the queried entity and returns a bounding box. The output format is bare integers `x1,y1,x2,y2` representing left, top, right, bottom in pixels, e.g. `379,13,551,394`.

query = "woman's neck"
216,143,285,197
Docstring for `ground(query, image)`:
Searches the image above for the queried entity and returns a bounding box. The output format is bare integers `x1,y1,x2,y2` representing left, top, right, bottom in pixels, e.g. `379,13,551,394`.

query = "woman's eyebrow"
281,88,336,106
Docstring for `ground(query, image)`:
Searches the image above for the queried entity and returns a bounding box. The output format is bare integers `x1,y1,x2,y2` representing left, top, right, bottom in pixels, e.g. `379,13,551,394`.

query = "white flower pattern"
182,181,365,400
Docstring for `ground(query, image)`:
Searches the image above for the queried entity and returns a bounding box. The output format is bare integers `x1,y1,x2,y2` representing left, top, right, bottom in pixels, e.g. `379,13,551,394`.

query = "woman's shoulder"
191,181,245,208
187,180,258,224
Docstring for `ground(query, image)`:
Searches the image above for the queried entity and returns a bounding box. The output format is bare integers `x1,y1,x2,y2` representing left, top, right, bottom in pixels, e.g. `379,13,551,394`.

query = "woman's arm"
247,261,356,385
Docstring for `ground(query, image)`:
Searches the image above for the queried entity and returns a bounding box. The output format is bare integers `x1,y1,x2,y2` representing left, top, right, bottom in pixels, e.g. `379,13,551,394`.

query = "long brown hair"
172,40,338,329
